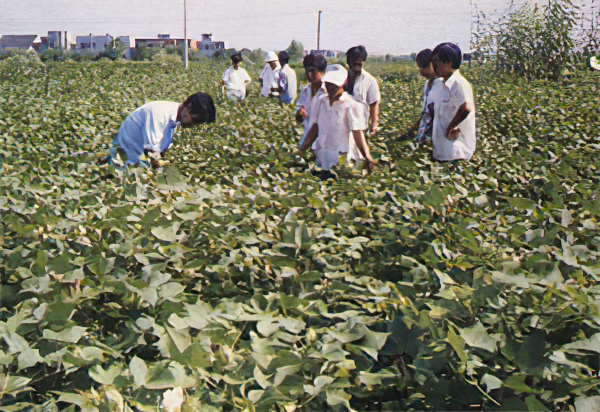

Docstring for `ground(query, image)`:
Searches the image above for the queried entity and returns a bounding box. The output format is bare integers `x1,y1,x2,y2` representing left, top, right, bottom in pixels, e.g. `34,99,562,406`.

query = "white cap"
321,64,348,87
591,56,600,71
264,51,278,62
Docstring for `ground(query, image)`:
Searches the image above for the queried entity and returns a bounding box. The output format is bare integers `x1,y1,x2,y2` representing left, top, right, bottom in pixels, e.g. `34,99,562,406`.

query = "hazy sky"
0,0,541,54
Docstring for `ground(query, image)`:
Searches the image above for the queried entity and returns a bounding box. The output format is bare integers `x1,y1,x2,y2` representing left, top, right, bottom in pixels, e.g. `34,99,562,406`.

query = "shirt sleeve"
366,77,381,105
142,109,164,153
241,68,251,83
259,65,268,79
348,100,368,131
222,68,230,82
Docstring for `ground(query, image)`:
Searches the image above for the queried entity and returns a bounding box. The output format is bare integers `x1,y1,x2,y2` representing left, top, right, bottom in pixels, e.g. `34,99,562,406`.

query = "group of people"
104,42,476,175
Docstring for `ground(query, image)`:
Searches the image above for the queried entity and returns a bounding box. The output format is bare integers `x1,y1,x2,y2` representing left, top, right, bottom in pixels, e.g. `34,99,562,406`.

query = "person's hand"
296,107,307,123
299,107,308,119
447,128,460,140
369,125,379,135
365,158,378,174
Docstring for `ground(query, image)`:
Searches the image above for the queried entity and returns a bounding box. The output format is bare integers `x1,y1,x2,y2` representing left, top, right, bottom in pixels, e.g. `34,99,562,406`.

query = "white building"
75,33,113,54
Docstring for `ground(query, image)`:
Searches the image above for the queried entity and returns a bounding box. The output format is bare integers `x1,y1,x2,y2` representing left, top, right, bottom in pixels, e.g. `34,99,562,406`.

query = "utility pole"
317,10,322,50
184,0,189,70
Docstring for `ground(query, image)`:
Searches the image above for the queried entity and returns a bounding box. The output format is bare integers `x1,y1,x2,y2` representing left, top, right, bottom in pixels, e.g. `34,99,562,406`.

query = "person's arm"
298,123,318,154
242,69,252,85
446,102,470,140
369,101,379,134
352,130,376,172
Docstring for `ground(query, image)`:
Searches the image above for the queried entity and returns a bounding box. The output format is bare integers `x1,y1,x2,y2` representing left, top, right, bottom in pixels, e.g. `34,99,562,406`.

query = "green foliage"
474,0,579,79
286,40,304,59
151,50,183,65
248,48,264,64
133,45,162,62
0,58,599,412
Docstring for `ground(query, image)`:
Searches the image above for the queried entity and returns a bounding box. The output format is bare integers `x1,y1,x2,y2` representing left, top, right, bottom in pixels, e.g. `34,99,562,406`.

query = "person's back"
117,101,180,164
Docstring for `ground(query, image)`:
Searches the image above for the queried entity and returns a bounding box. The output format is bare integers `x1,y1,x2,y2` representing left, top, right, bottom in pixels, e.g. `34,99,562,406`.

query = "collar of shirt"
326,91,350,107
443,70,461,90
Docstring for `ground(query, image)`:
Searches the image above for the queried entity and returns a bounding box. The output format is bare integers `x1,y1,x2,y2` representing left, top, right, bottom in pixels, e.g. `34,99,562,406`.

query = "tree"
286,40,304,59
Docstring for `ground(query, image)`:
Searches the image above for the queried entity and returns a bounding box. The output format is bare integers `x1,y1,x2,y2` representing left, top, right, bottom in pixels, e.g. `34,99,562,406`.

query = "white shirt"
278,64,298,104
259,63,281,97
349,69,381,119
346,69,380,161
117,101,180,164
222,66,251,100
310,92,367,170
297,83,326,146
429,70,476,161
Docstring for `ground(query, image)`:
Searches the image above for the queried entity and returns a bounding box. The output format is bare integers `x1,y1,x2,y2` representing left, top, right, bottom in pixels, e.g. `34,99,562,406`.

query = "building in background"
0,35,37,51
75,33,113,54
135,34,198,49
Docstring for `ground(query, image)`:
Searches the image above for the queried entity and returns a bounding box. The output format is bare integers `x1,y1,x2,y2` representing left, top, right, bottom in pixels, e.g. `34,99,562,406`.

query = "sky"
0,0,588,55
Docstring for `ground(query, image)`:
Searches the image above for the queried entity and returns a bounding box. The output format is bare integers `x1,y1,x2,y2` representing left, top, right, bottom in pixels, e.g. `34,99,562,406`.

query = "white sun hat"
591,56,600,71
321,64,348,87
264,51,278,62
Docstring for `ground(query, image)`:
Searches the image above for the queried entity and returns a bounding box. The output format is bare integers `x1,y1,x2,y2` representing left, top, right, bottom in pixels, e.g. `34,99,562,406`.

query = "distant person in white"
296,54,327,146
107,93,216,168
299,64,375,173
221,53,251,102
428,42,476,161
258,51,281,98
277,51,298,104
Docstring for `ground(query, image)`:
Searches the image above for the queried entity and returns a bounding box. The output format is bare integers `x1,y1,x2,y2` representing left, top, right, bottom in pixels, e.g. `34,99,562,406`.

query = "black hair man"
108,93,216,168
429,42,476,161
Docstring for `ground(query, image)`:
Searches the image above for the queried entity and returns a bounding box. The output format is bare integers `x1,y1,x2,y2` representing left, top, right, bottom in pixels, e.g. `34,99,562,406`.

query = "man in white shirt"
296,54,327,146
428,42,476,162
258,51,281,98
107,92,216,168
298,64,375,176
277,51,298,105
222,53,251,102
345,45,381,135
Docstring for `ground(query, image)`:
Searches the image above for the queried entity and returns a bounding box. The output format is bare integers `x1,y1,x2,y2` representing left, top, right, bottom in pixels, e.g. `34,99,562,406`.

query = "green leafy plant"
0,57,599,412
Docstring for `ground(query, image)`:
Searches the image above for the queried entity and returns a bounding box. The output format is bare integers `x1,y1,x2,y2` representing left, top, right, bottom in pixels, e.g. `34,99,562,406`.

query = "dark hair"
278,51,290,65
415,49,433,68
183,92,216,124
231,53,243,65
303,54,327,72
432,42,462,69
346,45,368,64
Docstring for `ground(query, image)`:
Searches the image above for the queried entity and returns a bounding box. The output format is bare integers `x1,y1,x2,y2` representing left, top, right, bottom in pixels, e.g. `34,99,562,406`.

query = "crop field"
1,57,600,412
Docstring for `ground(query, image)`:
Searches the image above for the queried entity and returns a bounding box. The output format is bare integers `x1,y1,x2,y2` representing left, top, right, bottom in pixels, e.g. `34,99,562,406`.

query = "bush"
151,50,183,64
473,0,578,79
